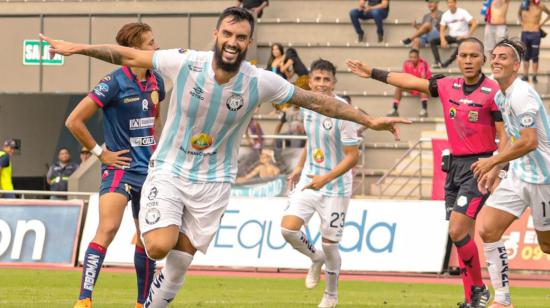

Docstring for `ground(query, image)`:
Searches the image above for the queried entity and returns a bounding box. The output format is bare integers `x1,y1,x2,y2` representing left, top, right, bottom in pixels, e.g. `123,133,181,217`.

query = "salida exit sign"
23,40,64,66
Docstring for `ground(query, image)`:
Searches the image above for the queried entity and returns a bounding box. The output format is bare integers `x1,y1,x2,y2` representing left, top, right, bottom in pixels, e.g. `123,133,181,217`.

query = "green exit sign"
23,40,64,66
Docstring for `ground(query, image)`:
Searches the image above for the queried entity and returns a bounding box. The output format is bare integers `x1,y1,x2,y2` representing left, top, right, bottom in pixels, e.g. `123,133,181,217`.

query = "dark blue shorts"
99,168,146,219
521,31,541,62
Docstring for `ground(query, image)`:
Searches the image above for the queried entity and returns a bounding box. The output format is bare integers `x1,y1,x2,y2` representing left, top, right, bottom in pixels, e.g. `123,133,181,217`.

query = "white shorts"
486,171,550,231
284,183,350,242
139,172,231,253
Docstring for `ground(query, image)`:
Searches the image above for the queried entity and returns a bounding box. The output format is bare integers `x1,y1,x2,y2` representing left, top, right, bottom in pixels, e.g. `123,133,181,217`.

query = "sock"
135,245,156,304
392,100,400,111
281,228,324,261
322,243,341,297
79,242,107,300
484,241,511,305
457,253,472,302
144,250,193,308
421,99,428,110
455,235,484,292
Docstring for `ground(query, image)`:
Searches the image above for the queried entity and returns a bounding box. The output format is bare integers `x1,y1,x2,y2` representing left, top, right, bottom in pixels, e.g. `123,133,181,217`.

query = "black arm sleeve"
492,110,504,122
428,74,446,98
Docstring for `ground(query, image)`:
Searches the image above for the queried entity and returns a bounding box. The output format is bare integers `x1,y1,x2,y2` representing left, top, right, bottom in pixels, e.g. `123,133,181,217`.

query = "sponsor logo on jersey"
468,111,479,122
457,195,468,207
449,107,457,119
129,117,155,130
102,170,109,179
452,83,461,89
226,94,244,111
130,136,156,147
313,148,325,163
123,96,140,104
93,83,109,97
145,207,161,225
101,75,111,82
190,86,205,100
191,133,213,150
481,86,492,94
459,98,473,105
142,99,149,111
322,118,333,130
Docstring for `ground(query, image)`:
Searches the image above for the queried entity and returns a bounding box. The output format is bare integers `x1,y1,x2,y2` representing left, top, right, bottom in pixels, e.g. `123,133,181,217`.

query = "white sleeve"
258,69,295,106
340,120,362,146
511,90,539,129
462,9,473,22
152,48,192,82
440,12,449,26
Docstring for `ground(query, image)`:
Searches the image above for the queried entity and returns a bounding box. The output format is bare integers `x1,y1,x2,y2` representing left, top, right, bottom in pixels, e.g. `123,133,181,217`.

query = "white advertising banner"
80,196,449,272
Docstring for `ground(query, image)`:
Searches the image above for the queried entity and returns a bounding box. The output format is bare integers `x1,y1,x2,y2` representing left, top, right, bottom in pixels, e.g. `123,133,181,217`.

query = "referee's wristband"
90,144,103,157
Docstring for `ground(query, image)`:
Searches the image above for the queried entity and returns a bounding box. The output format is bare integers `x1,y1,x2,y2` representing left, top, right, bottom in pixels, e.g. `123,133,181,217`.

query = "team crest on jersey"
226,94,244,111
145,208,161,225
191,133,213,150
449,107,457,119
468,111,478,122
322,119,333,130
313,148,325,163
519,113,536,128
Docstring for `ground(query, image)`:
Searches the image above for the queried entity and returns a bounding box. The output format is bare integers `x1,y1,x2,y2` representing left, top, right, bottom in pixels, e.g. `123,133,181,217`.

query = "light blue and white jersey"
494,78,550,184
300,96,362,197
150,49,294,183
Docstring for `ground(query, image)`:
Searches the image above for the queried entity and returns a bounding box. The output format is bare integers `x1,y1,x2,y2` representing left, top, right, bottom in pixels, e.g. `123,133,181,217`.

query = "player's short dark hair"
494,38,526,61
457,37,485,55
217,7,255,36
116,22,153,48
409,48,419,55
310,59,336,77
58,147,71,154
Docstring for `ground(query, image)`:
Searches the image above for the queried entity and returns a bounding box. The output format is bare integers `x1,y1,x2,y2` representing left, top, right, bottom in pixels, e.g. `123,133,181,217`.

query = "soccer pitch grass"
1,268,549,307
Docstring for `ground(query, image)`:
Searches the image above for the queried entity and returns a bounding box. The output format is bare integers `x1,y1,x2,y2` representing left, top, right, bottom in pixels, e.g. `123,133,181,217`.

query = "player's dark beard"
214,41,247,73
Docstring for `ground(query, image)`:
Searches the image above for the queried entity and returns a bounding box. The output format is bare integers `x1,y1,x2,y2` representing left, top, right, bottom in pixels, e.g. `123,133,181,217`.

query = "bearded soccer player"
281,59,361,308
472,39,550,308
65,23,165,308
347,37,507,308
41,7,410,307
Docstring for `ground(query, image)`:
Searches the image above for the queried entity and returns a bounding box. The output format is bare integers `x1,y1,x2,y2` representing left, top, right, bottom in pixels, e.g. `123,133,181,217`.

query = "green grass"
0,268,549,307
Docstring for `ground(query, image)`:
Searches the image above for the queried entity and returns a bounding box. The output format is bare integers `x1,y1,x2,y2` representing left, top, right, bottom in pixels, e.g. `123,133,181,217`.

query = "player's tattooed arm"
39,34,154,68
288,86,411,140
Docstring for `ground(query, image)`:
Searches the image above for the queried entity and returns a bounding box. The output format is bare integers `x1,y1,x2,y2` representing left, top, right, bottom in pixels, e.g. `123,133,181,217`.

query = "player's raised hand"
99,148,132,169
302,174,329,191
346,59,372,78
368,117,413,141
39,33,82,58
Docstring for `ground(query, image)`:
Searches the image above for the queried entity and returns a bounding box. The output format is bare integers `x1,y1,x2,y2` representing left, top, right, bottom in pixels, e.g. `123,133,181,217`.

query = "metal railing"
375,137,431,199
0,189,94,199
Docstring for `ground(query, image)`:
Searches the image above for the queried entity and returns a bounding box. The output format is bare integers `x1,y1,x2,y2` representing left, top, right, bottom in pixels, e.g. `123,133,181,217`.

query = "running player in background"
347,37,507,308
64,23,165,308
472,38,550,308
41,7,410,307
281,59,361,308
387,48,431,117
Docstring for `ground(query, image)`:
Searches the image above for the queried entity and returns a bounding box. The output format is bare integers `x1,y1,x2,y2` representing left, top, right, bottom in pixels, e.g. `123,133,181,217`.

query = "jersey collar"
122,66,158,92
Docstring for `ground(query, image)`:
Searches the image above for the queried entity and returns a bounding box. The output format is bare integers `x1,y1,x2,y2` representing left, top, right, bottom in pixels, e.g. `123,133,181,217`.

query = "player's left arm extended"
302,145,359,190
288,87,411,140
472,128,538,179
39,34,154,68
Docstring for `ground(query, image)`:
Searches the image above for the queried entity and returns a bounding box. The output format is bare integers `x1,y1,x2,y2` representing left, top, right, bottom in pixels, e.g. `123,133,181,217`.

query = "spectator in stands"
236,0,269,18
46,147,79,199
401,0,443,50
236,149,280,183
0,139,16,199
482,0,510,54
388,49,432,117
281,48,310,90
519,0,550,83
349,0,390,43
238,108,265,176
266,43,287,79
431,0,477,68
80,146,92,163
245,116,264,152
274,105,306,149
